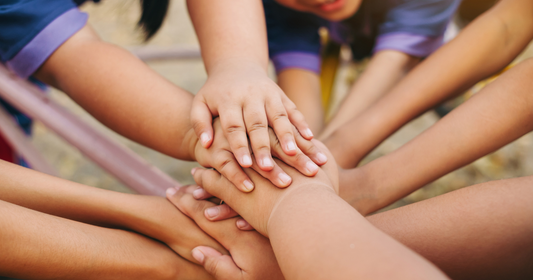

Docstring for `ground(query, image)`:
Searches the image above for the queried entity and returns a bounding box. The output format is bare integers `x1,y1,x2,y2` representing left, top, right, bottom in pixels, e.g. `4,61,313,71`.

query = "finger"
204,204,240,221
220,107,253,168
192,168,243,209
267,128,319,177
243,102,274,172
192,186,213,200
282,95,314,140
251,163,292,188
212,150,254,192
236,218,255,231
265,97,298,156
192,246,242,280
164,186,229,262
177,189,247,246
293,127,328,165
191,97,214,148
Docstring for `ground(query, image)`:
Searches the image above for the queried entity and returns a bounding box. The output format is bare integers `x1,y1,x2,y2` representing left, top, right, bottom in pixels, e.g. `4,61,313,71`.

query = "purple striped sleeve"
271,52,321,74
374,32,444,58
6,8,88,79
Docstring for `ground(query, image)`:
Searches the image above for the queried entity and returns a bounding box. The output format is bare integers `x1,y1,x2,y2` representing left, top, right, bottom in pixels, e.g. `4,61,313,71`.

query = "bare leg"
369,176,533,280
277,68,324,134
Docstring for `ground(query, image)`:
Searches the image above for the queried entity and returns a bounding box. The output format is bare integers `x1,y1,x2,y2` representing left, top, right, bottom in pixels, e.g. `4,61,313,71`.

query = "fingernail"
200,133,210,146
205,207,220,218
192,248,204,263
304,128,314,138
316,152,328,164
166,187,177,196
243,180,254,192
262,157,273,168
191,168,197,175
306,161,319,174
286,141,296,151
278,173,292,186
236,219,248,229
193,188,205,199
242,155,252,166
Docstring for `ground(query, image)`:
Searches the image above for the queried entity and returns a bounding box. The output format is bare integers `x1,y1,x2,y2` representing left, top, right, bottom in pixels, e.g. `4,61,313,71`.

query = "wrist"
111,195,169,240
207,58,267,77
184,128,199,162
267,183,335,235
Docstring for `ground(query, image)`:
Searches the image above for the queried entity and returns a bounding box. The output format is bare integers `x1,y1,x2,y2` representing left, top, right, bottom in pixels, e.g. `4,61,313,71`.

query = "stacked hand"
194,118,327,192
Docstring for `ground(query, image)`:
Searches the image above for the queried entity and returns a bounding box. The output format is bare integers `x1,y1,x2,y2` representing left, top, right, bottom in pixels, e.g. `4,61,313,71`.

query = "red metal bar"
0,65,180,196
0,105,58,176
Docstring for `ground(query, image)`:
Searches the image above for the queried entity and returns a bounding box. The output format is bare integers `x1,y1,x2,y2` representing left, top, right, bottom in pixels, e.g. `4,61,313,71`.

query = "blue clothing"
0,0,96,79
264,0,461,74
0,0,95,167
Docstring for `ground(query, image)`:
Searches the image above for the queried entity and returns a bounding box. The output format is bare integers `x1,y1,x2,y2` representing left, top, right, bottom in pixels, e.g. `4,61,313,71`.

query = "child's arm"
190,142,448,280
321,50,419,137
368,175,533,280
0,160,228,264
322,0,533,168
186,0,315,172
34,23,324,191
341,57,533,215
0,198,212,280
34,24,197,161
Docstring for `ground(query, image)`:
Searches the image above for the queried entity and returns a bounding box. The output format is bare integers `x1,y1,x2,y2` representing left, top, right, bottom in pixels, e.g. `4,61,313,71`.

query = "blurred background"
30,0,533,210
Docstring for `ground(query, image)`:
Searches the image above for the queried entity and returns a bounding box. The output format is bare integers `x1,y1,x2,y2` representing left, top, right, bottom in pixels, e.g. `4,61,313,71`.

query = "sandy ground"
30,0,533,210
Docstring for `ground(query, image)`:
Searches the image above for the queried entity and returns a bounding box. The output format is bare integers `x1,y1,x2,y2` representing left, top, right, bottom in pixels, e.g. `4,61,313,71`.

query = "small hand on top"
194,117,328,192
191,62,326,186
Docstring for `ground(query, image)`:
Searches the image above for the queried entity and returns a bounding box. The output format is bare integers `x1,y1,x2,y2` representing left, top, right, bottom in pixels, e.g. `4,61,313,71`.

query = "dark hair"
138,0,170,41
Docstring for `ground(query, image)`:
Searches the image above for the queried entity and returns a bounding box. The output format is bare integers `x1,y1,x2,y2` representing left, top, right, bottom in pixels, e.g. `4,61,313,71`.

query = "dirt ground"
31,0,533,210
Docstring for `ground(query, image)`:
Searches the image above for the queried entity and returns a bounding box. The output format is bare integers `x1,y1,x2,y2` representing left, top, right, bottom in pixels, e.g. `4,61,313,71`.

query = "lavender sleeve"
271,52,321,74
374,32,444,57
6,8,88,79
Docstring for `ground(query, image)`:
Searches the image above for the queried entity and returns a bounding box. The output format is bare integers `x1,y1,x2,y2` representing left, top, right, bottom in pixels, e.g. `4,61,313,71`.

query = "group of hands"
151,69,340,279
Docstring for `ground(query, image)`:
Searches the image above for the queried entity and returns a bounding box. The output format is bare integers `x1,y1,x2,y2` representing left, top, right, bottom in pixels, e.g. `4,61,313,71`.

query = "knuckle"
271,111,289,123
204,259,219,275
214,154,233,171
247,121,267,134
224,124,245,135
191,120,207,132
294,152,310,165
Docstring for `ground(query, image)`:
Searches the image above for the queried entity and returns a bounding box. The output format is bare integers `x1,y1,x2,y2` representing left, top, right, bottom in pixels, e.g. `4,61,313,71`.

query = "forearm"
187,0,268,74
0,160,227,262
352,58,533,214
368,176,533,280
268,185,447,280
0,160,138,227
0,200,206,280
321,50,419,139
325,0,533,168
34,25,198,161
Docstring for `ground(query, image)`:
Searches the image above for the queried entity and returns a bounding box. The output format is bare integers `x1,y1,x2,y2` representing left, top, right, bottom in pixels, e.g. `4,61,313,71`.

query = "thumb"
191,97,214,148
192,246,242,280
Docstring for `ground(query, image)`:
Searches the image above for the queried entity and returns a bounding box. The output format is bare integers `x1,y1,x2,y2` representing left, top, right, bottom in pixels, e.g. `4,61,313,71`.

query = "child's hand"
124,195,229,265
191,140,338,236
194,118,328,192
166,185,285,280
191,62,313,171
